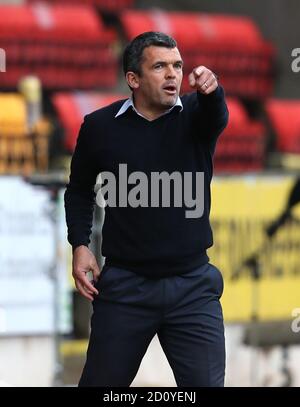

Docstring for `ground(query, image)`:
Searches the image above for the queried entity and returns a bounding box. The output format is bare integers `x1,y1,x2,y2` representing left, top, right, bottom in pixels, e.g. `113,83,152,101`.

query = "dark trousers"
78,262,225,387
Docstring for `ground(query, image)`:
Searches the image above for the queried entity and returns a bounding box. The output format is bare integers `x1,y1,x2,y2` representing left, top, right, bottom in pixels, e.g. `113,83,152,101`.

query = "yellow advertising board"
209,175,300,322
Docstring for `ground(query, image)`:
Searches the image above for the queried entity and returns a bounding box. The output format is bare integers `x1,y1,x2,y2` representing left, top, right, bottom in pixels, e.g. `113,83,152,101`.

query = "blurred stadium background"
0,0,300,387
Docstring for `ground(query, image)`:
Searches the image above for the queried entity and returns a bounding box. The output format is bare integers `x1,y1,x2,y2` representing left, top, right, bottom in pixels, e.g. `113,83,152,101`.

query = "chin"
162,95,177,107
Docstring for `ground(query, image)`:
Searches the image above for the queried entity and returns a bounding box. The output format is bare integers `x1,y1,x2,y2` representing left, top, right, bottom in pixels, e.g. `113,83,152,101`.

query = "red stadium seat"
265,100,300,153
52,92,128,151
0,3,118,90
214,97,266,172
26,0,135,13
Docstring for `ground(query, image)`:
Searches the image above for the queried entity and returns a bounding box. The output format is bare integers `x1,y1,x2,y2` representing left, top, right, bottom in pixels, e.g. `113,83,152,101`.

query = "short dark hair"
123,31,177,76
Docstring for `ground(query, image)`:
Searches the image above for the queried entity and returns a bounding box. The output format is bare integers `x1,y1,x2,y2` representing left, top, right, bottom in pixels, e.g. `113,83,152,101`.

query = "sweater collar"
115,96,183,120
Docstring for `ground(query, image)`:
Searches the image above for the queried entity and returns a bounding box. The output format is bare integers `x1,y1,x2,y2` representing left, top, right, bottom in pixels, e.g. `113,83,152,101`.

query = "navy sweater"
64,86,229,278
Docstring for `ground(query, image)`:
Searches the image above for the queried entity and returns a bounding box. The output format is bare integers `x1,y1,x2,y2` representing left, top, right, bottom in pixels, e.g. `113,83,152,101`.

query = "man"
64,31,229,387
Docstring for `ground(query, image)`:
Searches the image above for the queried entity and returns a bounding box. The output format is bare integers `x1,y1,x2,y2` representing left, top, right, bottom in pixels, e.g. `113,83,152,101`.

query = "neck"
132,94,172,121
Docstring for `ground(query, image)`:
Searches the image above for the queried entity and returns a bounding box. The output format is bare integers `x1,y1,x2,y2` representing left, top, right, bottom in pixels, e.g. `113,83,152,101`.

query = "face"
127,46,183,113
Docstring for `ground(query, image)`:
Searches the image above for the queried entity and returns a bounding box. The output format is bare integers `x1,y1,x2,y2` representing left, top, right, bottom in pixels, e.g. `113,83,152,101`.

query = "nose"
165,65,176,79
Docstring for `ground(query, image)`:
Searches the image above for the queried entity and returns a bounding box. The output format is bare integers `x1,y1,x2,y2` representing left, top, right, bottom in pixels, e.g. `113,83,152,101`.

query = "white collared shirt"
115,96,183,120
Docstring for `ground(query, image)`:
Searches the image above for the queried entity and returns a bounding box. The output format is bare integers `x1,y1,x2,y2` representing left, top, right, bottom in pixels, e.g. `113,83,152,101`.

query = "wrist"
72,244,88,254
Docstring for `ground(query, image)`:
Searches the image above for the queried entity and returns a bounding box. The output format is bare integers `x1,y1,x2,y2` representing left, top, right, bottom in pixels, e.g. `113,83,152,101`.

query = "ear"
126,71,140,89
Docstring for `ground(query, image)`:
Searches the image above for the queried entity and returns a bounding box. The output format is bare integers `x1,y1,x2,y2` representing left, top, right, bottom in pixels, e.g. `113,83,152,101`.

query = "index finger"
91,263,101,283
193,66,206,77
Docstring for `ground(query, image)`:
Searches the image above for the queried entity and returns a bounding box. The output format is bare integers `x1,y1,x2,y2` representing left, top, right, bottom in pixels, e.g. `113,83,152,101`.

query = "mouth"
163,84,177,95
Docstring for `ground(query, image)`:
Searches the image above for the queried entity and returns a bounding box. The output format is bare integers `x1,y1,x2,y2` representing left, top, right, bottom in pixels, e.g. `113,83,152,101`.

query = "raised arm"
189,66,229,155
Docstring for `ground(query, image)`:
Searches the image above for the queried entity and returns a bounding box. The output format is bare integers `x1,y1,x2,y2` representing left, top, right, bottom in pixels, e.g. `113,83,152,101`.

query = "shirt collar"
115,96,183,119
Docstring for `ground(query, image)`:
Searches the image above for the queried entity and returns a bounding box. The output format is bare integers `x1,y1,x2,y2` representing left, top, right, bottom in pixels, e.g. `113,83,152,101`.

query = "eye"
154,63,163,69
174,63,183,70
